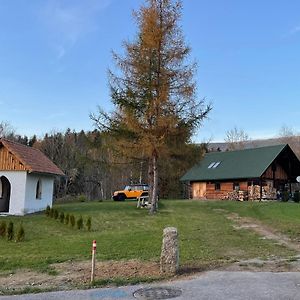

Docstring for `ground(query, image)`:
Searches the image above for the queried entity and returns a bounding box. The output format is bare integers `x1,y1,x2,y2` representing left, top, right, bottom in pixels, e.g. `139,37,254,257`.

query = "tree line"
0,123,205,200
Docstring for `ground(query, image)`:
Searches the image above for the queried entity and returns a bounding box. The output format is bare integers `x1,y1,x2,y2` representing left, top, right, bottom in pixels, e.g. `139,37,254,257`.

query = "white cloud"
290,25,300,35
39,0,112,59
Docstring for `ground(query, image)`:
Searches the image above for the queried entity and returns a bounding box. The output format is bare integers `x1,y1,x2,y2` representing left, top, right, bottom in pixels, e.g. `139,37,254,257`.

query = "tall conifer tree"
92,0,211,213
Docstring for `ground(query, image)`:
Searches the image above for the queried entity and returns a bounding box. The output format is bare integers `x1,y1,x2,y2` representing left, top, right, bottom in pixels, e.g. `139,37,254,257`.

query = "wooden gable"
0,145,27,171
0,139,64,176
262,163,288,180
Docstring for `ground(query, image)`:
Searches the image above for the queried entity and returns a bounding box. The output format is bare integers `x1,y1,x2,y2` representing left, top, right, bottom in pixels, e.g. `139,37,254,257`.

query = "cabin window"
233,182,240,191
215,182,221,191
36,179,42,199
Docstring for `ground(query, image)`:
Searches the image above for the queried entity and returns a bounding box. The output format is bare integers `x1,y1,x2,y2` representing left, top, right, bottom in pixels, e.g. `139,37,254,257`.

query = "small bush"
54,209,59,220
70,215,75,228
77,216,83,230
293,191,300,203
65,213,70,225
0,221,6,238
7,222,14,241
16,224,25,242
282,191,289,202
77,195,87,202
59,212,65,223
49,208,54,218
86,217,92,231
45,205,51,217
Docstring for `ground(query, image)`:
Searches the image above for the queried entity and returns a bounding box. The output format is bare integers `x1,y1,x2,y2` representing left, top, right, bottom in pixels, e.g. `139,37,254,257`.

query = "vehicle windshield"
124,185,149,191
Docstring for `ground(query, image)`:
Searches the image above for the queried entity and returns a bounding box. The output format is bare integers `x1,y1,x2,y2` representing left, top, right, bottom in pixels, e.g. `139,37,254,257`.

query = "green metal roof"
180,144,287,181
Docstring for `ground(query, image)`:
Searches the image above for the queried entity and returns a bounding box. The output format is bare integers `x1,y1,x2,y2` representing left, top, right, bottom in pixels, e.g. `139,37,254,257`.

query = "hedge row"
45,206,92,231
0,221,25,242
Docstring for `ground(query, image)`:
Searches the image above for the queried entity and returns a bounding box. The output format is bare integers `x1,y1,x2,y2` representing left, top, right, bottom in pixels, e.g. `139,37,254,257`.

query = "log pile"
222,190,247,201
248,185,276,200
222,185,276,201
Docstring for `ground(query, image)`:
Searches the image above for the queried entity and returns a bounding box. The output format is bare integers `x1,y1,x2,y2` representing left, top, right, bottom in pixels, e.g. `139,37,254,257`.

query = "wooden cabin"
0,139,64,215
181,144,300,200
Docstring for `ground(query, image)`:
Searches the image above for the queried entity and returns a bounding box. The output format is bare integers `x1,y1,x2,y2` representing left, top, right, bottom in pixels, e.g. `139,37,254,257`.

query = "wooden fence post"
91,240,96,283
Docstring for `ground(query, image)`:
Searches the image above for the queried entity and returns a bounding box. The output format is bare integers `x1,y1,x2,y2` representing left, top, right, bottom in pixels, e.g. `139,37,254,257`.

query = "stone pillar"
160,227,179,275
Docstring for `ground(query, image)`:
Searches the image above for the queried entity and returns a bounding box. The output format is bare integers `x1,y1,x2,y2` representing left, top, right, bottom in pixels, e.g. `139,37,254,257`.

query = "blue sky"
0,0,299,142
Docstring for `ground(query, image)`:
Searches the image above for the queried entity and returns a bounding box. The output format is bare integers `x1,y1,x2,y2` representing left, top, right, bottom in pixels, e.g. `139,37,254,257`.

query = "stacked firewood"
248,185,276,200
222,190,247,201
223,185,276,201
248,185,260,200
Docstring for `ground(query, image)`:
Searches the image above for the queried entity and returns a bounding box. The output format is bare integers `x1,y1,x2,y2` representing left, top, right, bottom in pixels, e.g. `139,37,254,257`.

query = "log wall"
0,146,26,171
204,181,248,200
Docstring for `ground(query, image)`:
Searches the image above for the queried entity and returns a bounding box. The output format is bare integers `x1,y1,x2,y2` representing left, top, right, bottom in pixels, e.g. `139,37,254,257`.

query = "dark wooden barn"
180,144,300,200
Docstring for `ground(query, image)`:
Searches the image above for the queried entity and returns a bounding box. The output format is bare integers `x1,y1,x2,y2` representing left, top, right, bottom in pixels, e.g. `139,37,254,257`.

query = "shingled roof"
0,138,64,176
181,144,300,182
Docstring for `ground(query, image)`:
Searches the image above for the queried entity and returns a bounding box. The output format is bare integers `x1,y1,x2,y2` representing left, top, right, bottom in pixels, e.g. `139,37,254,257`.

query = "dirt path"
213,208,300,272
224,211,300,252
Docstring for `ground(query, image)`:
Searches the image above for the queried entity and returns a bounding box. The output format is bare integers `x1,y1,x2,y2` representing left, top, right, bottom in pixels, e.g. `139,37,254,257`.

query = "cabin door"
0,176,11,212
192,182,206,199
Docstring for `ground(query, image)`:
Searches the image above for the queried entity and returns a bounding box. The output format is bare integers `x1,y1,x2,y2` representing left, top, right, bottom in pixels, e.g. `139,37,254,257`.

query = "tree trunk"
148,157,153,202
150,151,158,214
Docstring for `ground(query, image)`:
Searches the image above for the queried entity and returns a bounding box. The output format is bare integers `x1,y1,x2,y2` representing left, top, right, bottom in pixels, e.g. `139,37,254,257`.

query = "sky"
0,0,300,142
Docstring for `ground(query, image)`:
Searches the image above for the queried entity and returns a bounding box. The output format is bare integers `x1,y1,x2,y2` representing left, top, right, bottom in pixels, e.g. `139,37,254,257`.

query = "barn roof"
0,138,64,176
181,144,300,182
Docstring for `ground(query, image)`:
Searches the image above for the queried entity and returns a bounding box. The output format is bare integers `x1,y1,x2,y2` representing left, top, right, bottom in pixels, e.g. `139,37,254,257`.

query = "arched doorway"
0,176,11,213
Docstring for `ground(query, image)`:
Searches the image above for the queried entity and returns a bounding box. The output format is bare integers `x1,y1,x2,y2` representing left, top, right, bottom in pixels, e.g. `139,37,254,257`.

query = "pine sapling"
86,217,92,231
70,215,75,228
0,221,6,238
77,216,83,230
45,205,51,217
16,224,25,242
7,221,14,241
54,209,59,220
59,212,65,223
65,213,70,225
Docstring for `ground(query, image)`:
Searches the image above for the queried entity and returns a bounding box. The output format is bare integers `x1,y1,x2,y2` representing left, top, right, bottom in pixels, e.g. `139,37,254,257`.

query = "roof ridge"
0,138,39,150
0,138,64,176
205,144,287,156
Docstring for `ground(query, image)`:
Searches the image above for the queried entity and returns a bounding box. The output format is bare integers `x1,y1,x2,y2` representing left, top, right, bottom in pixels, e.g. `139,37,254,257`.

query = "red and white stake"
91,240,96,283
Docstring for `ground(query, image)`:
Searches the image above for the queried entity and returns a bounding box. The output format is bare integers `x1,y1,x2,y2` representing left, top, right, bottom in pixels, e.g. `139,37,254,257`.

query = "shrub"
77,195,87,202
282,191,289,202
49,208,54,218
86,217,92,231
16,224,25,242
45,205,51,217
293,191,300,203
0,221,6,238
70,215,75,228
77,216,83,230
7,221,14,241
65,213,70,225
54,209,59,220
59,212,65,223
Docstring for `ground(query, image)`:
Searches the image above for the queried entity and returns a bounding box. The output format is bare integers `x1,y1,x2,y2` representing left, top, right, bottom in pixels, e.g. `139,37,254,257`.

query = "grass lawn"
204,200,300,240
0,200,297,274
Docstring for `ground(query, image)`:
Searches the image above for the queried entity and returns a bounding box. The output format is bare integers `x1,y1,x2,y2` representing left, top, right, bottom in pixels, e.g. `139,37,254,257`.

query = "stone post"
160,227,179,275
